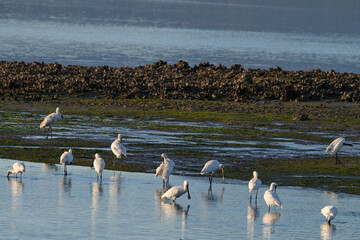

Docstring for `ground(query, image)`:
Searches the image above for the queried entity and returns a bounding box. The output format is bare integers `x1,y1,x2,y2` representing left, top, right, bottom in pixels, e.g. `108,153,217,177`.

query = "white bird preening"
248,171,262,202
161,180,191,203
40,107,63,139
111,133,127,165
264,182,282,211
60,149,73,176
155,153,175,185
93,153,105,182
200,160,224,186
326,137,353,164
321,205,338,225
7,162,26,179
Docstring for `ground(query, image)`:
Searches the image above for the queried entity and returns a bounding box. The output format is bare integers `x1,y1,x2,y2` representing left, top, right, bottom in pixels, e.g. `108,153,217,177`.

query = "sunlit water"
2,110,360,163
1,158,359,239
0,0,360,72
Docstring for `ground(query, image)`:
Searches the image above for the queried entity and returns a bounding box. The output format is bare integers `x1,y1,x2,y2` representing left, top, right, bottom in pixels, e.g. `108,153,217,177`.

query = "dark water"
0,0,359,72
1,158,360,239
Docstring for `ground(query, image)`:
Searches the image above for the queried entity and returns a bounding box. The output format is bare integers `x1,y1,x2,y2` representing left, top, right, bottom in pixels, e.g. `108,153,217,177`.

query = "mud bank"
0,60,359,102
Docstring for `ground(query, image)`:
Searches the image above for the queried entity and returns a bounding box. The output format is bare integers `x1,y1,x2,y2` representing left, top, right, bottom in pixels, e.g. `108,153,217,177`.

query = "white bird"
40,107,63,139
155,153,175,185
161,180,191,203
264,182,282,211
321,206,338,224
93,153,105,181
60,149,73,176
7,162,26,179
326,137,353,164
200,160,224,186
249,171,262,202
111,133,127,165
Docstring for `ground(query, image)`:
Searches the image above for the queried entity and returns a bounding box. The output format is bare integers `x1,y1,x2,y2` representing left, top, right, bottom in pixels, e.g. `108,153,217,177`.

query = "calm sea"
0,0,359,73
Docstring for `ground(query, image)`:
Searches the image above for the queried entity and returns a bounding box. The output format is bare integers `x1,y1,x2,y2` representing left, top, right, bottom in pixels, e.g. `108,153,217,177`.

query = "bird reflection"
8,178,24,212
59,176,72,196
91,181,103,239
262,212,282,240
41,163,58,173
247,203,259,240
160,202,190,240
109,172,121,197
200,186,225,206
320,223,336,240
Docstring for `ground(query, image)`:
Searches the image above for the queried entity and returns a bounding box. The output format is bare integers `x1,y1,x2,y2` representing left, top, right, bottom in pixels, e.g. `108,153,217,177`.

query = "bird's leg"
64,165,67,176
268,206,270,212
250,193,252,203
46,127,50,139
255,189,258,199
15,173,18,179
113,155,116,166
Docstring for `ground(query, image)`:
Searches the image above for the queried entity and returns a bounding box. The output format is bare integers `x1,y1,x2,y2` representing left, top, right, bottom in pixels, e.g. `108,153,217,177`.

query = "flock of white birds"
8,107,352,225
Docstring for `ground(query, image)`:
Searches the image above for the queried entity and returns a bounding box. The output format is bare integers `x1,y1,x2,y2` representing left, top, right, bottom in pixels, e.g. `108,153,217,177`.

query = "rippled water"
2,110,360,164
0,0,360,72
1,158,359,239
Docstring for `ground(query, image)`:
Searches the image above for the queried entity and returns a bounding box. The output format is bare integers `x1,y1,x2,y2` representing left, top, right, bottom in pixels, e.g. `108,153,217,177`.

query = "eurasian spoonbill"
93,153,105,181
249,171,262,202
60,148,73,175
326,137,353,164
321,205,338,224
111,133,127,165
161,180,191,203
264,182,282,211
200,160,224,186
155,153,175,185
40,107,63,139
7,162,26,179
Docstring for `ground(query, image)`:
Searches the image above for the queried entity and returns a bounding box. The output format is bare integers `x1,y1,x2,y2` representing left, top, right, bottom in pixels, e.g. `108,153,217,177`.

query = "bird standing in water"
326,137,353,164
40,107,63,139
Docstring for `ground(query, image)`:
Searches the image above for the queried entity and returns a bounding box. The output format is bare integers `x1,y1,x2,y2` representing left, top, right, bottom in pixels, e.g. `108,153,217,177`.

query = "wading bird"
7,162,26,179
200,160,224,186
264,182,282,211
321,206,338,225
40,107,63,139
155,153,175,185
60,149,73,176
326,137,353,164
111,134,127,165
93,153,105,182
161,180,191,203
249,171,262,202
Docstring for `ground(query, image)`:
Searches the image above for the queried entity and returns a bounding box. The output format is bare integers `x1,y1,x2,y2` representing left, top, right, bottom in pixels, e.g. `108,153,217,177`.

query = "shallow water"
2,110,360,163
1,0,360,72
1,158,359,239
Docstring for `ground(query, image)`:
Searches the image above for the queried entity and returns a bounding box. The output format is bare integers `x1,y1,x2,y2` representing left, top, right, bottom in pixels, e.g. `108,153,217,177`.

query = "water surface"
1,158,359,239
0,0,359,72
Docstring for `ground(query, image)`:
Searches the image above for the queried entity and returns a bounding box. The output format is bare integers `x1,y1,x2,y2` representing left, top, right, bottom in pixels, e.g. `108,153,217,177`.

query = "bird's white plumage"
7,162,26,178
40,107,62,129
162,158,175,180
200,160,223,175
264,182,282,209
321,206,338,223
326,137,345,156
93,153,105,179
155,162,164,177
161,180,191,202
249,171,262,193
60,149,73,165
111,134,127,158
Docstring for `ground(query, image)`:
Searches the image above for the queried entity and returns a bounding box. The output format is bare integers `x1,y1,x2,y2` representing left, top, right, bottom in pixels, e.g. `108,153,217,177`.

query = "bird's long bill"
187,187,191,200
222,168,225,182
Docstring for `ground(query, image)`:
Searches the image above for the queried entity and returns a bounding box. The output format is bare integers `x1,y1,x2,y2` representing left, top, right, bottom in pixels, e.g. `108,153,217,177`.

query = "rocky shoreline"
0,60,359,102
